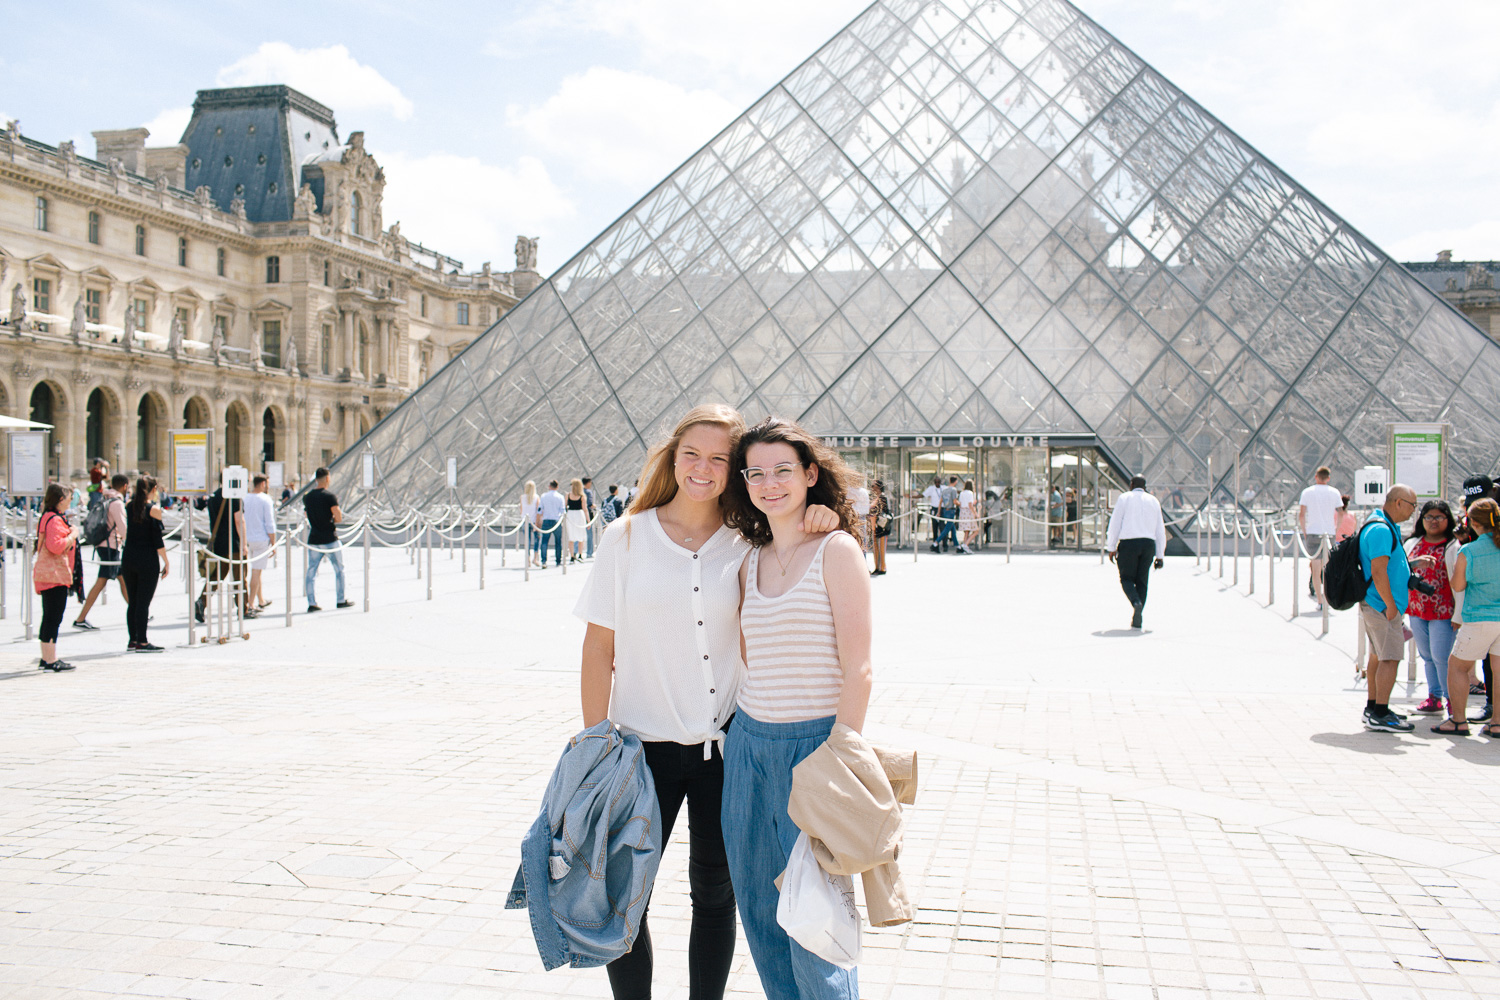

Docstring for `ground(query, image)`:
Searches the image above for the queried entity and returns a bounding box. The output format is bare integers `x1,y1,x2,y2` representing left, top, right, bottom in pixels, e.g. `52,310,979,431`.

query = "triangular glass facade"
337,0,1500,510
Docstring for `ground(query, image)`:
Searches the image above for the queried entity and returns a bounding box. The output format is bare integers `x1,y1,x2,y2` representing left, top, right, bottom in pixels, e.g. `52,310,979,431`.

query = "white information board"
265,461,285,490
222,465,249,499
1390,423,1446,500
6,430,48,496
447,457,458,489
169,429,212,494
361,452,376,490
1354,467,1389,507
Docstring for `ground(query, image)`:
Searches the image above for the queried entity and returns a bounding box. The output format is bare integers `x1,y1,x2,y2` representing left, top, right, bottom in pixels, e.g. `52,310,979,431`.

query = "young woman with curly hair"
719,416,872,1000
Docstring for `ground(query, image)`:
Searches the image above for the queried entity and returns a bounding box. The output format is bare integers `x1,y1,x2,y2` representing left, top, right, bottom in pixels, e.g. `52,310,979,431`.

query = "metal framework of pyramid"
336,0,1500,511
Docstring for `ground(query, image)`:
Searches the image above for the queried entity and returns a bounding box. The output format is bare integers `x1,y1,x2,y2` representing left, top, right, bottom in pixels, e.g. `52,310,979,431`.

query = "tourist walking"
119,476,169,652
1434,498,1500,737
537,480,565,567
303,467,353,612
720,416,871,1000
1459,476,1497,724
1405,501,1459,714
34,483,80,672
582,477,598,559
244,475,277,611
1106,475,1167,630
565,478,588,563
195,485,253,622
923,476,941,551
937,475,959,552
1049,485,1064,547
72,473,130,630
870,480,890,576
520,481,541,568
1357,484,1432,733
599,484,624,529
573,404,838,999
1299,466,1342,606
958,478,978,553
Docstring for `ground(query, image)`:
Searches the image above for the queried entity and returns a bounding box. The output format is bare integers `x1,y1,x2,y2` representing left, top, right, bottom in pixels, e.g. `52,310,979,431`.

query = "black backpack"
1323,518,1395,611
82,499,112,547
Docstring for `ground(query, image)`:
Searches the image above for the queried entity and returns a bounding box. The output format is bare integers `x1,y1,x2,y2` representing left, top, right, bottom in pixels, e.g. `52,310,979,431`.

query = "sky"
6,0,1499,276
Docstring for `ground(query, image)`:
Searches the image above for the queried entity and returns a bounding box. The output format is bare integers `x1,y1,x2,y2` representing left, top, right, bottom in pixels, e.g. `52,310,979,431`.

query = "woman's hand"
803,504,840,534
160,559,170,580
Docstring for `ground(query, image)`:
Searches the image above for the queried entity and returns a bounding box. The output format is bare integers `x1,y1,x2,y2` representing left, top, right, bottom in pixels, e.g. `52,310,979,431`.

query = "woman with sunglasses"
1406,500,1459,715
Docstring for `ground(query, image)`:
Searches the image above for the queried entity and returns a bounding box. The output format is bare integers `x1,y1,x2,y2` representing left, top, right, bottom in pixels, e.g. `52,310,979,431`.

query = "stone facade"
0,85,536,486
1402,251,1500,344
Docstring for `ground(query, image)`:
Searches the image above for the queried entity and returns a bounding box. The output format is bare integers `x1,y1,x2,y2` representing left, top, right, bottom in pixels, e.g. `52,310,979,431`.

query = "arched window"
86,389,106,463
350,190,363,237
262,409,277,463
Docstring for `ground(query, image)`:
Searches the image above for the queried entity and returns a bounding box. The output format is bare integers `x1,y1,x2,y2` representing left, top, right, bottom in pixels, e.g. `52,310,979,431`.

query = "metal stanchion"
561,519,569,576
524,523,531,582
185,504,196,646
1,505,7,620
23,506,34,641
1097,508,1104,564
416,518,422,579
1407,625,1418,684
461,511,468,573
1233,517,1240,587
1006,508,1013,564
1320,537,1330,636
285,532,294,628
1247,519,1256,595
1356,615,1366,675
479,519,486,590
363,521,371,613
1268,522,1276,607
1218,513,1225,579
426,523,433,601
1291,534,1300,619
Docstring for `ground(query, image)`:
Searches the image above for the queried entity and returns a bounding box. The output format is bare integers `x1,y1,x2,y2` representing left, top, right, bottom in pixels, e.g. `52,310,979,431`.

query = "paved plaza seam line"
865,722,1500,886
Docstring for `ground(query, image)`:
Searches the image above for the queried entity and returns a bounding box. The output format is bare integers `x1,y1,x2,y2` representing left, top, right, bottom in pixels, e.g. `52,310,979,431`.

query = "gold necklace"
771,538,801,577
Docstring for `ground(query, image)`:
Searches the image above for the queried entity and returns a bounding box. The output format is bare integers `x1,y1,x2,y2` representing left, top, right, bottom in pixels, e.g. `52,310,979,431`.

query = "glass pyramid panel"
325,0,1500,511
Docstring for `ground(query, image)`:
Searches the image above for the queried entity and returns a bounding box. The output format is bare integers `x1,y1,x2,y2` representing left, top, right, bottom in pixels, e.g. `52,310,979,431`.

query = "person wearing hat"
1460,475,1496,723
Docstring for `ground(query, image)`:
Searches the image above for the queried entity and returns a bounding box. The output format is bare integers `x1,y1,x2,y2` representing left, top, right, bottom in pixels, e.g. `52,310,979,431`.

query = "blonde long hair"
522,480,537,503
627,404,746,516
569,477,584,498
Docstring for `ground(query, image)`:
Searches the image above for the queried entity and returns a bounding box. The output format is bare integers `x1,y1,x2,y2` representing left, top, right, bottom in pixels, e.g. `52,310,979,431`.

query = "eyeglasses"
1422,513,1448,521
741,463,803,486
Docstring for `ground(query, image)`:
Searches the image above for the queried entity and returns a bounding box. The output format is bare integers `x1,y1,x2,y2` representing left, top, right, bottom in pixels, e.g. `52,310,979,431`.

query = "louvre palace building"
326,0,1500,549
0,84,537,485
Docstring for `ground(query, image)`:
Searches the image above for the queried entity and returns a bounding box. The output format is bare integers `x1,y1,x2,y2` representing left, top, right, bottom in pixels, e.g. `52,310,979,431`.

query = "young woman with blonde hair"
573,404,836,1000
720,416,873,1000
566,477,588,563
521,480,540,568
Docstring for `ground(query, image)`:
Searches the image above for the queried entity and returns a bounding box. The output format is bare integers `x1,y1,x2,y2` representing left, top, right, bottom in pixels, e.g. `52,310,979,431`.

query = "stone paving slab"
1,546,1498,998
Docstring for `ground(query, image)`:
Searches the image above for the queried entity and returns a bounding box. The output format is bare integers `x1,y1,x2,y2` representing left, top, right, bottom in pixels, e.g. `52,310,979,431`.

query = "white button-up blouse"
573,508,747,755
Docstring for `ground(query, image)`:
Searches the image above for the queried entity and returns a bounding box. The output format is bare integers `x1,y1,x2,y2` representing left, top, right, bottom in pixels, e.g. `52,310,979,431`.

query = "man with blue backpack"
1354,484,1437,733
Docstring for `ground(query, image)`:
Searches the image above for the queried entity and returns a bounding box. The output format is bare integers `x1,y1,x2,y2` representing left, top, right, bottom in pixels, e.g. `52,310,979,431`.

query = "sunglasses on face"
741,463,804,486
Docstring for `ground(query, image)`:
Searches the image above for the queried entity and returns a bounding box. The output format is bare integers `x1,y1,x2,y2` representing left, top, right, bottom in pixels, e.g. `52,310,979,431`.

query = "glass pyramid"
337,0,1500,512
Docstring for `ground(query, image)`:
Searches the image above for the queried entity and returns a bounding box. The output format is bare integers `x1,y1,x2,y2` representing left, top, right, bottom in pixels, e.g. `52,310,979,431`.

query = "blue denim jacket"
506,720,662,970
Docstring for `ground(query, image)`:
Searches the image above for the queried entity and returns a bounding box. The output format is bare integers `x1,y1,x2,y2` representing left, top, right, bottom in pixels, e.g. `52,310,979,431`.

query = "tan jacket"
784,723,917,927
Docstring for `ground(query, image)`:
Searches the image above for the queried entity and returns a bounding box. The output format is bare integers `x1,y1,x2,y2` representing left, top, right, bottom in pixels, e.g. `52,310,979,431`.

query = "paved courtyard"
3,539,1499,999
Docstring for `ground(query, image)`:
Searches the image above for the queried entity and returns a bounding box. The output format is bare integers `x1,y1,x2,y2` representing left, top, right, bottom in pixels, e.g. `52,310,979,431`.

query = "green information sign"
1390,424,1446,500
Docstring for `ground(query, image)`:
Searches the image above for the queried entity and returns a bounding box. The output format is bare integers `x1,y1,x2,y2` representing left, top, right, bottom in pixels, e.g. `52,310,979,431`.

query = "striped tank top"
738,531,845,723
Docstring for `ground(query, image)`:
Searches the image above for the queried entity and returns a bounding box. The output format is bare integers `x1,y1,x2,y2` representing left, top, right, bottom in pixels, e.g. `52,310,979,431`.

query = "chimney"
92,128,150,173
1437,249,1453,264
143,144,190,188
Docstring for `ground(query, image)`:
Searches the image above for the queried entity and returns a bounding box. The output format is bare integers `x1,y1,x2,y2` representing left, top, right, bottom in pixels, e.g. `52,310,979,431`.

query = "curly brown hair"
722,416,860,546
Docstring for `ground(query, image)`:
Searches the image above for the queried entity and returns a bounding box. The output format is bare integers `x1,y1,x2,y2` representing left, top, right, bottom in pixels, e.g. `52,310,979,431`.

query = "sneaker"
335,600,355,609
71,619,98,631
1470,703,1494,724
132,643,164,653
1130,602,1144,629
1364,710,1414,733
307,604,322,612
1414,696,1444,714
194,596,206,624
1470,682,1488,696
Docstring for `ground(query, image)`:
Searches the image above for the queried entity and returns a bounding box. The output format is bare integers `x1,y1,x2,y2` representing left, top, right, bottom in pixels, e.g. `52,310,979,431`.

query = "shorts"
1304,535,1330,558
1360,602,1407,661
96,545,121,581
249,539,271,571
1452,621,1500,661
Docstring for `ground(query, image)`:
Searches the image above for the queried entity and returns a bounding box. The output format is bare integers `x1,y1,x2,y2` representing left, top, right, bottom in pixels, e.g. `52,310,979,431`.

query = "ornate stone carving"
1466,263,1493,291
70,295,87,344
57,139,77,177
284,333,298,374
167,312,185,357
12,360,34,380
71,366,92,384
194,185,213,208
108,156,126,192
120,304,136,352
124,374,146,391
10,282,29,334
212,385,227,399
230,196,246,219
293,183,317,220
170,382,188,396
252,390,267,404
515,235,539,272
209,318,224,364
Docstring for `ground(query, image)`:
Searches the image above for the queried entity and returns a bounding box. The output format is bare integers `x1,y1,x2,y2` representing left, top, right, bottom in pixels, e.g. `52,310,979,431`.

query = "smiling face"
673,422,734,503
743,441,818,518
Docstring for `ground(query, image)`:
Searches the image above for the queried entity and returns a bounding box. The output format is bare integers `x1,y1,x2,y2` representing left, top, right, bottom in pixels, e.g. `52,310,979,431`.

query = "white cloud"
216,43,414,121
142,106,191,145
376,151,575,273
506,67,738,188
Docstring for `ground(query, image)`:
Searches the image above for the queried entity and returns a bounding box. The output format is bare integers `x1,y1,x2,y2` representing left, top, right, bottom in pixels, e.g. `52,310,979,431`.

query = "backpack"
1323,518,1395,611
82,499,112,547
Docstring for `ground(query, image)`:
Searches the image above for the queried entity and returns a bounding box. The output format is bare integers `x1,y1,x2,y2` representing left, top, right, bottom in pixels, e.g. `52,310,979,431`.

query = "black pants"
607,735,736,1000
39,586,68,643
1116,537,1156,609
120,564,159,645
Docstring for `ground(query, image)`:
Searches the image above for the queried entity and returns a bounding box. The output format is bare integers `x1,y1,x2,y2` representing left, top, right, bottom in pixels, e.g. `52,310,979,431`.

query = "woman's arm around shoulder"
823,532,873,733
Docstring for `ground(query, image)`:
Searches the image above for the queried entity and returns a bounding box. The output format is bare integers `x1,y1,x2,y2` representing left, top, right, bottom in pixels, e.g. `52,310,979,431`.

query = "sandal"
1430,718,1470,736
1483,724,1500,739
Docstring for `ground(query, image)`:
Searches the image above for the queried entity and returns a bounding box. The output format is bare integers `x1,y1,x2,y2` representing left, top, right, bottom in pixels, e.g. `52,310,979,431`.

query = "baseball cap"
1462,474,1495,508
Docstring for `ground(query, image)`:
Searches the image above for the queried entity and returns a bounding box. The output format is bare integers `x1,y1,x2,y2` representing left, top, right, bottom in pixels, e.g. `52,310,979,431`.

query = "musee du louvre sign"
328,0,1500,509
819,433,1071,449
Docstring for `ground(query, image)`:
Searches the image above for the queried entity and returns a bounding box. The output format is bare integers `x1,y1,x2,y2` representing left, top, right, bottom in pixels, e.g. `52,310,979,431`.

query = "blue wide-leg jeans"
722,710,858,1000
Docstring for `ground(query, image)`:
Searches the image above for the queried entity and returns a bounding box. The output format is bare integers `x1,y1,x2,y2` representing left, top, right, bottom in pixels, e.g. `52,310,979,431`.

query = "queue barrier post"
1320,537,1330,637
285,529,294,629
561,518,569,577
1291,532,1301,620
426,522,433,601
185,504,196,646
1218,513,1225,579
23,506,34,641
1268,522,1276,608
479,519,487,590
1,506,7,620
363,521,371,613
1247,518,1256,596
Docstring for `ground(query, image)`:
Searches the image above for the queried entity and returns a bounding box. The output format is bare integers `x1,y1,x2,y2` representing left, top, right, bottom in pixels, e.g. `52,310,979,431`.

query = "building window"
178,236,188,267
351,190,362,236
87,211,101,245
456,302,469,326
420,294,427,318
323,260,330,286
213,313,228,344
32,278,50,331
265,255,280,283
479,303,491,325
135,224,146,256
35,196,47,231
133,298,150,331
216,247,226,277
320,323,332,374
175,307,191,339
85,288,102,324
262,320,281,367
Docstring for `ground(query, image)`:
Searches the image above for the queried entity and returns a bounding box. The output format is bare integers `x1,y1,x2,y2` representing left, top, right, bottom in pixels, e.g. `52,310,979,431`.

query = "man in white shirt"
1298,465,1343,608
1106,475,1168,629
922,477,942,552
850,482,871,550
244,474,278,611
538,480,567,567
